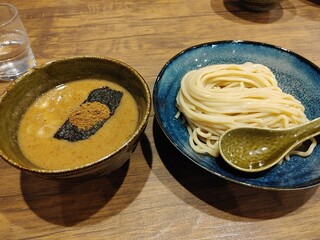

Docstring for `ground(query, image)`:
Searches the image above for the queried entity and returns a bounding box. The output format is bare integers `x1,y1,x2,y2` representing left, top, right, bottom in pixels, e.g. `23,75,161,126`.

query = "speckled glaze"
0,56,151,179
219,117,320,172
239,0,280,11
153,40,320,190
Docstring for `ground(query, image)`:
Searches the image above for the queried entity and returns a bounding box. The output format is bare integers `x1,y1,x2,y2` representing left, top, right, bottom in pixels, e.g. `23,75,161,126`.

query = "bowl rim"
0,56,151,177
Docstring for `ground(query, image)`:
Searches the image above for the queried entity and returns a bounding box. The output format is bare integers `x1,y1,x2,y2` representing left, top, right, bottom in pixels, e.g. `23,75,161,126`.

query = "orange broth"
18,79,139,170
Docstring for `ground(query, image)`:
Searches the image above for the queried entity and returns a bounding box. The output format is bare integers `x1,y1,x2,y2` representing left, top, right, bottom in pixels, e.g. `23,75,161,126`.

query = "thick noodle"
176,62,317,159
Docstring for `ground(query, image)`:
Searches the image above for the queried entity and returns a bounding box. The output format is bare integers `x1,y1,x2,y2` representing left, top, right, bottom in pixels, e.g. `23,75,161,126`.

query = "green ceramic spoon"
219,118,320,172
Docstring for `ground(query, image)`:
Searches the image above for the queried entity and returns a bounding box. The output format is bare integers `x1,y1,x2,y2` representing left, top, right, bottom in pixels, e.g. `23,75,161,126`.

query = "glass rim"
0,3,18,28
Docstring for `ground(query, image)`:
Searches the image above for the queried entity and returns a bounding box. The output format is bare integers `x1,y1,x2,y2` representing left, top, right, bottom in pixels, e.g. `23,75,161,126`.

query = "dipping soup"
18,79,139,170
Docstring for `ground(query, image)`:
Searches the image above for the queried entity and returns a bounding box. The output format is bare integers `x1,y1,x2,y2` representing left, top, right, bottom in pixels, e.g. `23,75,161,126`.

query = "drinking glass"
0,3,36,81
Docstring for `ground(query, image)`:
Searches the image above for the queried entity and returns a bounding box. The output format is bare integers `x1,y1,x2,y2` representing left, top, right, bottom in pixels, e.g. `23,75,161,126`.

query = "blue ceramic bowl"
153,40,320,190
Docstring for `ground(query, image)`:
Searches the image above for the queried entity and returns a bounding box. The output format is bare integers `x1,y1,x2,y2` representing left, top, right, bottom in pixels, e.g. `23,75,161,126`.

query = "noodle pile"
176,62,316,159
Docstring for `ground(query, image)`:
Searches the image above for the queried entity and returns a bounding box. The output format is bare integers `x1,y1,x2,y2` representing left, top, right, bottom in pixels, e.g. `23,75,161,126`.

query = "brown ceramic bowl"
0,56,151,179
239,0,280,11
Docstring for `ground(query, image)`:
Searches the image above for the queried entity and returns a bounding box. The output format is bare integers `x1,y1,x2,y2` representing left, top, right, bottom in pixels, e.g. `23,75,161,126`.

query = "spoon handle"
294,117,320,141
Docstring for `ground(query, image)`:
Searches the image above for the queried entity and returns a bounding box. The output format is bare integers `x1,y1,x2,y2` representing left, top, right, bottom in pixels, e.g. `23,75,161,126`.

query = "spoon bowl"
219,118,320,172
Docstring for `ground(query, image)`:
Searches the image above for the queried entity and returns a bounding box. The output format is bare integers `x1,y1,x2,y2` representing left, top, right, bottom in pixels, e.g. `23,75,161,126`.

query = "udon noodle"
176,62,317,160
